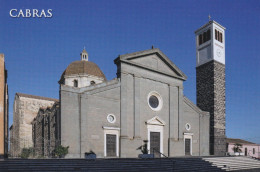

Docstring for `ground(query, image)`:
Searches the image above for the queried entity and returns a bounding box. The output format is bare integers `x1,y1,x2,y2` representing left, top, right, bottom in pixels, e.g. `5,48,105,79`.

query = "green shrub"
53,145,69,158
21,147,34,159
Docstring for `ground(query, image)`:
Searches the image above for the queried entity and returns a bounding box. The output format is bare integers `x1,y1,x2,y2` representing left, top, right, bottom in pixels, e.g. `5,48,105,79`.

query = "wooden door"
150,132,160,158
185,138,191,155
106,134,116,157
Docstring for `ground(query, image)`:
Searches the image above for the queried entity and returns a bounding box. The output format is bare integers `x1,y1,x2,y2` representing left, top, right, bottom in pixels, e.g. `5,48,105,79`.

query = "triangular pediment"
114,48,187,80
146,116,165,126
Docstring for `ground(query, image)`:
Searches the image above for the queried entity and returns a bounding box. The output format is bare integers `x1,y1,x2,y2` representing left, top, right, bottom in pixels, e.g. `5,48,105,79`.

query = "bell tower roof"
82,48,87,53
195,20,225,34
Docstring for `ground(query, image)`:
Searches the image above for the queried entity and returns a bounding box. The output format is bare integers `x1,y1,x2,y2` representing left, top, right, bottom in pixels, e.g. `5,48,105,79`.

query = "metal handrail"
152,148,168,158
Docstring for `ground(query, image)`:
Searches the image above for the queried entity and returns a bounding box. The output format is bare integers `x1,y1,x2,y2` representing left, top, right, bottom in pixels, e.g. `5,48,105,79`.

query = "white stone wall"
64,74,104,88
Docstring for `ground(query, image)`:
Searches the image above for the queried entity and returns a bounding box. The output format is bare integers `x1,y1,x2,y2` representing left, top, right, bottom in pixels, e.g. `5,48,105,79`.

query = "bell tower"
195,20,226,156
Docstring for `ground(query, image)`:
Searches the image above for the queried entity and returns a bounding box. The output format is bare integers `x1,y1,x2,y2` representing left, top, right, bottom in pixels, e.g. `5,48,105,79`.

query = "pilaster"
134,76,141,138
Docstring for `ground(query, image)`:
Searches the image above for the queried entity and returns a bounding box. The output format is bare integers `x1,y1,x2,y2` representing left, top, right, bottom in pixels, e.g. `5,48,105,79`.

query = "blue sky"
0,0,260,144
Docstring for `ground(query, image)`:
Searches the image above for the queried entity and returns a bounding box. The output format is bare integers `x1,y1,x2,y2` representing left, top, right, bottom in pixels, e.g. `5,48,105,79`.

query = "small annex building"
227,138,260,158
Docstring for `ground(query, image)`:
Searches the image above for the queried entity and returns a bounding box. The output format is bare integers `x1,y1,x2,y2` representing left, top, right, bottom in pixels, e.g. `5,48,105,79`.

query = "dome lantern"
80,47,88,61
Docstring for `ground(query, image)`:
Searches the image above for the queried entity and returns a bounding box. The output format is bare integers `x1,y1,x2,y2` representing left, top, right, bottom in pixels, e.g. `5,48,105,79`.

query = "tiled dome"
59,60,106,84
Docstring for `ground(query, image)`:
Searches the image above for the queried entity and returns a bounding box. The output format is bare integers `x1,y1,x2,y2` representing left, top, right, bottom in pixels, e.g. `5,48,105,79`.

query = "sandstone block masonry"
31,103,60,157
196,60,226,156
10,93,58,157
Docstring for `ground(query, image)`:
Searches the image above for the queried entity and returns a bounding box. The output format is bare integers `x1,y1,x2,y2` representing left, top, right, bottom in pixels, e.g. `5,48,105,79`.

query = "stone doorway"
146,116,165,157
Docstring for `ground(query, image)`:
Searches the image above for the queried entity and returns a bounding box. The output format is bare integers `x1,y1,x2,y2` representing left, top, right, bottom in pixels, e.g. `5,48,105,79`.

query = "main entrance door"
150,132,160,157
185,138,191,155
106,134,116,157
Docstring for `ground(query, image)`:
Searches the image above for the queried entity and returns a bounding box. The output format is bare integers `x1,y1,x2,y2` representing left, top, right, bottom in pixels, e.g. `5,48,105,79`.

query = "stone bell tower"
195,20,226,156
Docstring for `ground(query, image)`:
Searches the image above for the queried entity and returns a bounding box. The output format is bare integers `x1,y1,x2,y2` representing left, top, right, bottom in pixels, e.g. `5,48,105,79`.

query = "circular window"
185,123,191,131
147,91,163,111
107,114,116,123
149,95,159,108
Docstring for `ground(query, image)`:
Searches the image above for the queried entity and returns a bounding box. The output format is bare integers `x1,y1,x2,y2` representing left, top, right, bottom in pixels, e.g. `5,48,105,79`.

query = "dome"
59,60,106,83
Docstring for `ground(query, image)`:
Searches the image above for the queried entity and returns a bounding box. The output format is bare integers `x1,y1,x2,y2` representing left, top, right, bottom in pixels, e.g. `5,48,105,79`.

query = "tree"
232,143,242,153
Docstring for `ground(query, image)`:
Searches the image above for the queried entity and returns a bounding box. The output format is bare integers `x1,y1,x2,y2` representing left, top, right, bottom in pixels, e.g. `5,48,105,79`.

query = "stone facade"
61,48,210,158
10,93,58,157
32,103,60,157
0,54,8,159
196,60,226,156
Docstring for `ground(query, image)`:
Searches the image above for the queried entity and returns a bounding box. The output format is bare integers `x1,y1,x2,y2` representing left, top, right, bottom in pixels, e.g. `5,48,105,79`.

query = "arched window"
74,80,78,87
90,81,95,85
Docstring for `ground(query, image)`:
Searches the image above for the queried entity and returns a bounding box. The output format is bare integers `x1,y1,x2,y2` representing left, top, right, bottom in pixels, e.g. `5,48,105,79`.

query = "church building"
58,20,226,158
59,47,211,158
13,20,226,158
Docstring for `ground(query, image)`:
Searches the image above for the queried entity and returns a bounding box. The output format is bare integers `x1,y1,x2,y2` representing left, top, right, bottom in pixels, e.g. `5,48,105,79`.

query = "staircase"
1,158,174,172
203,156,260,171
0,157,259,171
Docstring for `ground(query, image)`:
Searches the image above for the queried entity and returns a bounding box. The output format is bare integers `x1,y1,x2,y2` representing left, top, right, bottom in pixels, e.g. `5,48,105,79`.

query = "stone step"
1,159,175,171
205,160,260,165
1,166,174,171
204,158,260,162
214,164,260,168
203,157,260,171
225,166,260,171
204,157,258,161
